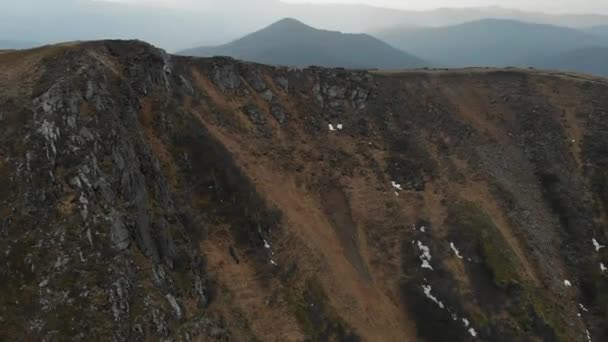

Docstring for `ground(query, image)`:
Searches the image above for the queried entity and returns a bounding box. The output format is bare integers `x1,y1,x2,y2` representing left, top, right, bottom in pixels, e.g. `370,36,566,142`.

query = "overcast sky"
114,0,608,14
284,0,608,14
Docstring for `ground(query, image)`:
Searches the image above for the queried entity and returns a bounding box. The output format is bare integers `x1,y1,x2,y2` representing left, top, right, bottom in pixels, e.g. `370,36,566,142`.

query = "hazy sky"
283,1,608,14
116,0,608,14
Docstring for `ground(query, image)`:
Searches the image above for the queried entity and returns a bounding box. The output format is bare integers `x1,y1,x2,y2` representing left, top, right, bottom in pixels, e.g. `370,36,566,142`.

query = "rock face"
1,40,608,342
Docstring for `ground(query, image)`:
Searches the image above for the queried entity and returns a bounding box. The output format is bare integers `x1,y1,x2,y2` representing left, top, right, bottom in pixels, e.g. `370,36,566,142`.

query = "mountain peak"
178,19,427,69
267,17,312,30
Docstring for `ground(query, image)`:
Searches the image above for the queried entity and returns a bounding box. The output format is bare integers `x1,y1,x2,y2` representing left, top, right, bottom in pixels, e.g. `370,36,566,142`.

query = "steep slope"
376,19,604,68
178,18,427,69
531,47,608,76
1,41,608,342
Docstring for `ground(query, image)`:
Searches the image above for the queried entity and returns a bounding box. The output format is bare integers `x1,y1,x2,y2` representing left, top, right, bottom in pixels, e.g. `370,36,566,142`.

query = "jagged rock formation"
1,40,608,341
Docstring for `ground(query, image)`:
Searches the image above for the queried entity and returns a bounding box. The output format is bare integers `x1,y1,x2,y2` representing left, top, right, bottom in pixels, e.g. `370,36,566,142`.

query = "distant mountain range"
178,17,608,77
375,19,606,68
532,47,608,76
4,0,608,52
179,18,428,69
586,25,608,38
0,40,42,50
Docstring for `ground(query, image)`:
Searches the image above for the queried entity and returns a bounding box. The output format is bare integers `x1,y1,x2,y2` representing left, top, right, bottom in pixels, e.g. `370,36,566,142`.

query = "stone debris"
37,120,60,159
109,209,130,250
270,104,287,124
165,294,182,319
261,89,274,102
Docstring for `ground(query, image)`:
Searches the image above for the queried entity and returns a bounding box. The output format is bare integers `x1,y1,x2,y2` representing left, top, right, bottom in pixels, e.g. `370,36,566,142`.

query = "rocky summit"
1,40,608,342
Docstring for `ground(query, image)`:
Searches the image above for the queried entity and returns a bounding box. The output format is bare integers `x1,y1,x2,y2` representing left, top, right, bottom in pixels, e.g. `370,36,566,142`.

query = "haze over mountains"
532,47,608,76
375,19,608,69
176,16,608,76
1,1,608,73
3,0,608,51
586,25,608,38
0,40,42,50
179,18,427,69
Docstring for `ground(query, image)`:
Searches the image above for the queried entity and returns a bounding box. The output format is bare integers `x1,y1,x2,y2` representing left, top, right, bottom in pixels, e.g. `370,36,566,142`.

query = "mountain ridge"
1,40,608,341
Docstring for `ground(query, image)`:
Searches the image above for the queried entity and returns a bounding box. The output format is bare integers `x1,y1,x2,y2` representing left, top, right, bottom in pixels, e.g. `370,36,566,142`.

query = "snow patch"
420,226,426,233
564,280,572,287
462,318,470,327
450,242,464,259
263,240,270,249
270,259,278,266
417,241,433,270
468,328,478,338
391,181,402,191
422,285,444,309
579,303,589,312
586,329,592,342
328,123,343,131
593,238,605,252
601,263,607,272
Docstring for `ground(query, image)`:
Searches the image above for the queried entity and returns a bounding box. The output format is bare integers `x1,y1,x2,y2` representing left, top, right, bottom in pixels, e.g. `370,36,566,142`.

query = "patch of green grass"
448,200,571,341
513,288,568,342
285,278,359,342
448,201,523,289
